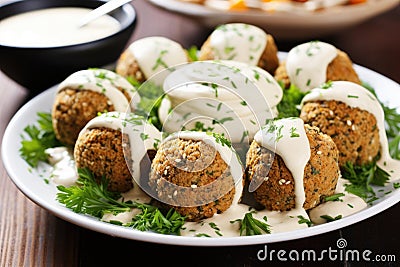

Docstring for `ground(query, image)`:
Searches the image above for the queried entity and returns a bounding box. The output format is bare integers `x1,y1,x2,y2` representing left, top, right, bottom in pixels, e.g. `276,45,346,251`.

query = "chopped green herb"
347,95,359,99
290,126,300,138
207,132,232,148
232,211,271,236
187,45,199,61
320,81,333,89
324,193,345,202
393,182,400,189
209,222,223,236
190,121,215,132
195,233,211,237
297,215,312,227
320,215,342,222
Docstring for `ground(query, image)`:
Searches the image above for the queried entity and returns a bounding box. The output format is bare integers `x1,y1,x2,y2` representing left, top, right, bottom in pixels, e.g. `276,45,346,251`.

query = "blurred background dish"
0,0,137,98
147,0,399,40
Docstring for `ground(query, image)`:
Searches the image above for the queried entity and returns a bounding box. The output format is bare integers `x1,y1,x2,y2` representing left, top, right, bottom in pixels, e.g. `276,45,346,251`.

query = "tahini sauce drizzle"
301,81,400,180
159,60,283,143
57,69,140,112
286,41,337,92
208,23,268,66
181,118,312,237
127,36,188,81
0,7,120,47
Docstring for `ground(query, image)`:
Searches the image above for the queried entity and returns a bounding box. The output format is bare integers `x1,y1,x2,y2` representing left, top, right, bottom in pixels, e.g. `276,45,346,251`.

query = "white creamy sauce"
208,23,268,66
309,178,367,224
0,7,120,47
159,60,283,143
57,69,140,112
45,147,78,186
286,41,337,92
254,118,310,210
301,81,400,181
127,36,188,82
80,112,162,183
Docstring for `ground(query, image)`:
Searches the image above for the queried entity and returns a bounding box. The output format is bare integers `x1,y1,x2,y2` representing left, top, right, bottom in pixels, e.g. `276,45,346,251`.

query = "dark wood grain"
0,1,399,266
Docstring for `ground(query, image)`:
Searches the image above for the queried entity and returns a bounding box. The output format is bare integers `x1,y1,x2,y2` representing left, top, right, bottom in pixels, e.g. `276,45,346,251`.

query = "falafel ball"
148,132,242,222
245,124,340,211
198,23,279,75
274,44,361,90
115,36,189,83
300,100,380,167
74,127,134,192
52,69,137,146
74,112,161,193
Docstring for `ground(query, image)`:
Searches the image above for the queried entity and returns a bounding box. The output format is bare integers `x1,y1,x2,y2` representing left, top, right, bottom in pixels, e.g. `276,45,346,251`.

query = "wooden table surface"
1,0,399,266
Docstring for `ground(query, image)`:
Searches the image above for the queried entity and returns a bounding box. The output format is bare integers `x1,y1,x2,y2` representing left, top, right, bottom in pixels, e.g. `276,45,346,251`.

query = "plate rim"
147,0,400,19
2,58,400,247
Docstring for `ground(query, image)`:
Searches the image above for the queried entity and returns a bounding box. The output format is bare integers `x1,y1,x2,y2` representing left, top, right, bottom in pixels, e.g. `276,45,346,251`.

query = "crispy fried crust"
149,138,236,222
274,49,361,89
74,127,134,192
300,100,380,166
52,89,115,146
245,124,340,211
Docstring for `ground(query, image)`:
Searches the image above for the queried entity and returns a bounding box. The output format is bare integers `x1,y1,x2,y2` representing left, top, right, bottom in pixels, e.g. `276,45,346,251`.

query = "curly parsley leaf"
19,112,62,167
232,211,271,236
276,83,307,119
362,82,400,140
126,204,186,235
127,76,165,131
341,161,390,202
57,168,186,235
57,168,129,217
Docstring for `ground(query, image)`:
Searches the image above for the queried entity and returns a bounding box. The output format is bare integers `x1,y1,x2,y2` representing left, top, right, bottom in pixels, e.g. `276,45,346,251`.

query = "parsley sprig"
57,168,186,235
341,161,390,203
19,112,62,167
276,82,307,119
126,76,165,131
363,82,400,159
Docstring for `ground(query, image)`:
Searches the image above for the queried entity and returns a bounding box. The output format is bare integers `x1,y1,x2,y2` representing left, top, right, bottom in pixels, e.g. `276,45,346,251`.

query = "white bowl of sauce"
0,0,137,96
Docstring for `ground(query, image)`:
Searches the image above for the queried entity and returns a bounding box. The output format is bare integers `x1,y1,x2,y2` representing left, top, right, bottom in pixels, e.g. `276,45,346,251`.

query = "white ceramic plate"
147,0,399,40
2,54,400,246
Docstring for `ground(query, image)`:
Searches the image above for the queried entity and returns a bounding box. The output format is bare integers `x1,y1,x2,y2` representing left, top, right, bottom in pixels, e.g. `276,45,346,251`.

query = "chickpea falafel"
52,69,138,146
148,131,243,221
245,119,340,211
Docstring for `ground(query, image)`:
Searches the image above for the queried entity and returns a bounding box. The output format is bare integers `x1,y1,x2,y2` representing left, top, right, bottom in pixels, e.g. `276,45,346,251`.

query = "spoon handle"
79,0,132,27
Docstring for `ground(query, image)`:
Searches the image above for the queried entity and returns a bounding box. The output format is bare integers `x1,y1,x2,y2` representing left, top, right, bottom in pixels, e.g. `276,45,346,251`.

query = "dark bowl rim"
0,0,137,50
